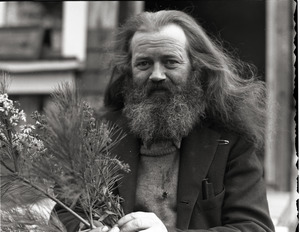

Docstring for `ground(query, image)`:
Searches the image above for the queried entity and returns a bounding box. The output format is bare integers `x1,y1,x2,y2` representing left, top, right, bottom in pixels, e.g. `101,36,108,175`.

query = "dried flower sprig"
1,82,129,231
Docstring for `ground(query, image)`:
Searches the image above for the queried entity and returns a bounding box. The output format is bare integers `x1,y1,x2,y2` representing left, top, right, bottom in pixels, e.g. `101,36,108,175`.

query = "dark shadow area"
145,0,266,79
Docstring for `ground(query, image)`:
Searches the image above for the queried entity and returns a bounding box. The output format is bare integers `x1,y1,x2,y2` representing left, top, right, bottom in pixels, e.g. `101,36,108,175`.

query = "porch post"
62,1,88,64
265,0,294,191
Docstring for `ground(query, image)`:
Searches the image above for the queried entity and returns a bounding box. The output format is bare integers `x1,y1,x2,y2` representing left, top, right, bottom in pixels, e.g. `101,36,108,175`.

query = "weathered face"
130,24,191,96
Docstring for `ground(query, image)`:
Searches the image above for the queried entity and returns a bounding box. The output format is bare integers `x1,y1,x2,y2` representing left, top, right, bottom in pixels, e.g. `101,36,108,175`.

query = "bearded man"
56,10,275,232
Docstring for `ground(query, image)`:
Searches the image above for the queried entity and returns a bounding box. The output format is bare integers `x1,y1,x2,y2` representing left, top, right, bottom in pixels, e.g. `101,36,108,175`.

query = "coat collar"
102,111,220,227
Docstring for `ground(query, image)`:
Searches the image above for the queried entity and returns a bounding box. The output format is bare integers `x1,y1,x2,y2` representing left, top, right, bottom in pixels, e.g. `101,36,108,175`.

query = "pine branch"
1,81,129,229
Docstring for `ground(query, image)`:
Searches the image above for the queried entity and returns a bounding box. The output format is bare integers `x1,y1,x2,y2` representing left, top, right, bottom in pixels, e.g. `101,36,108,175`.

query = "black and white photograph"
0,1,297,232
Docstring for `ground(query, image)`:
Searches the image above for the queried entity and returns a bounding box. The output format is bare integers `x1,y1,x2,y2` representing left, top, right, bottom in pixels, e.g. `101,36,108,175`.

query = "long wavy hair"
104,10,267,148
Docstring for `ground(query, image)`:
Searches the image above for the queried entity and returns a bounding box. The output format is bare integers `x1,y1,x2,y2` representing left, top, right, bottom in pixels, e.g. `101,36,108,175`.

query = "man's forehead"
130,24,188,50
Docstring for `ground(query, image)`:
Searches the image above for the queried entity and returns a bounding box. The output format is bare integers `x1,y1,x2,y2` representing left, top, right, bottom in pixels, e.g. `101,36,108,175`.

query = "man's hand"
117,212,168,232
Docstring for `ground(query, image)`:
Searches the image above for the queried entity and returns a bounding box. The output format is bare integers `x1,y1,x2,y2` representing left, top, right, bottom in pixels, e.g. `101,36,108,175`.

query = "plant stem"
1,159,15,173
0,160,93,229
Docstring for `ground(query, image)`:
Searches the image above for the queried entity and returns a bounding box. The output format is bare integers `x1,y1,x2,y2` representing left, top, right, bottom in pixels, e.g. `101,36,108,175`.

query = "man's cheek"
132,70,150,85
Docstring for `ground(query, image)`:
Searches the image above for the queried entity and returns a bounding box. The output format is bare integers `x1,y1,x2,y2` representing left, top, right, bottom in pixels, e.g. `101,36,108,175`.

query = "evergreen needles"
1,82,129,231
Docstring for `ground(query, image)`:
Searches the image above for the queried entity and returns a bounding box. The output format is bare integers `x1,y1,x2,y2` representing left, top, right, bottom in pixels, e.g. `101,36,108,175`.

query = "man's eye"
136,61,151,70
165,60,179,68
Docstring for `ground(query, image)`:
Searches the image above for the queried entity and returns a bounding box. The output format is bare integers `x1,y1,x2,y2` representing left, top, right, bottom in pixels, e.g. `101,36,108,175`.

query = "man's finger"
117,212,148,226
118,213,158,232
118,220,146,232
109,225,120,232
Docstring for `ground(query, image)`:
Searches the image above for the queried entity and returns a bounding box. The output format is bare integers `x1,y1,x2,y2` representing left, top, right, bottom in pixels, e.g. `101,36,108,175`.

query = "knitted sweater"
134,141,180,228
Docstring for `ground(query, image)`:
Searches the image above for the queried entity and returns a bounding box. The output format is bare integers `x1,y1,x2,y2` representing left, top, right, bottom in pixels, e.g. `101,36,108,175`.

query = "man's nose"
149,63,166,82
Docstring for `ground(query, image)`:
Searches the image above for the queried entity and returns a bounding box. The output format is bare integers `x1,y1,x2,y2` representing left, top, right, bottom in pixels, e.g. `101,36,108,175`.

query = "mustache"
145,81,179,96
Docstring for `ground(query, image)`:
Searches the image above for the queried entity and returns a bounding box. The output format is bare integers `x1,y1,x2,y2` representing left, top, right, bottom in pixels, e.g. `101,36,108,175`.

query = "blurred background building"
0,1,296,231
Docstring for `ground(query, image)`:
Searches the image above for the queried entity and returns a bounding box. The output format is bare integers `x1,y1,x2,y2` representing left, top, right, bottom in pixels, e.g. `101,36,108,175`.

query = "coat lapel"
103,111,140,214
114,132,139,214
176,123,221,230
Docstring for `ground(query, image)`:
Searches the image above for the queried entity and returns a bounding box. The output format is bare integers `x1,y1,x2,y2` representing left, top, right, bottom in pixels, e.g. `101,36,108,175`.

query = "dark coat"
55,110,275,232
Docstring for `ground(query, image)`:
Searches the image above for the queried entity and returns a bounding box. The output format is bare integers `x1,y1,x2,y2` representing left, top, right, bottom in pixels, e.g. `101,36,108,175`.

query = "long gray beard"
122,74,206,145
